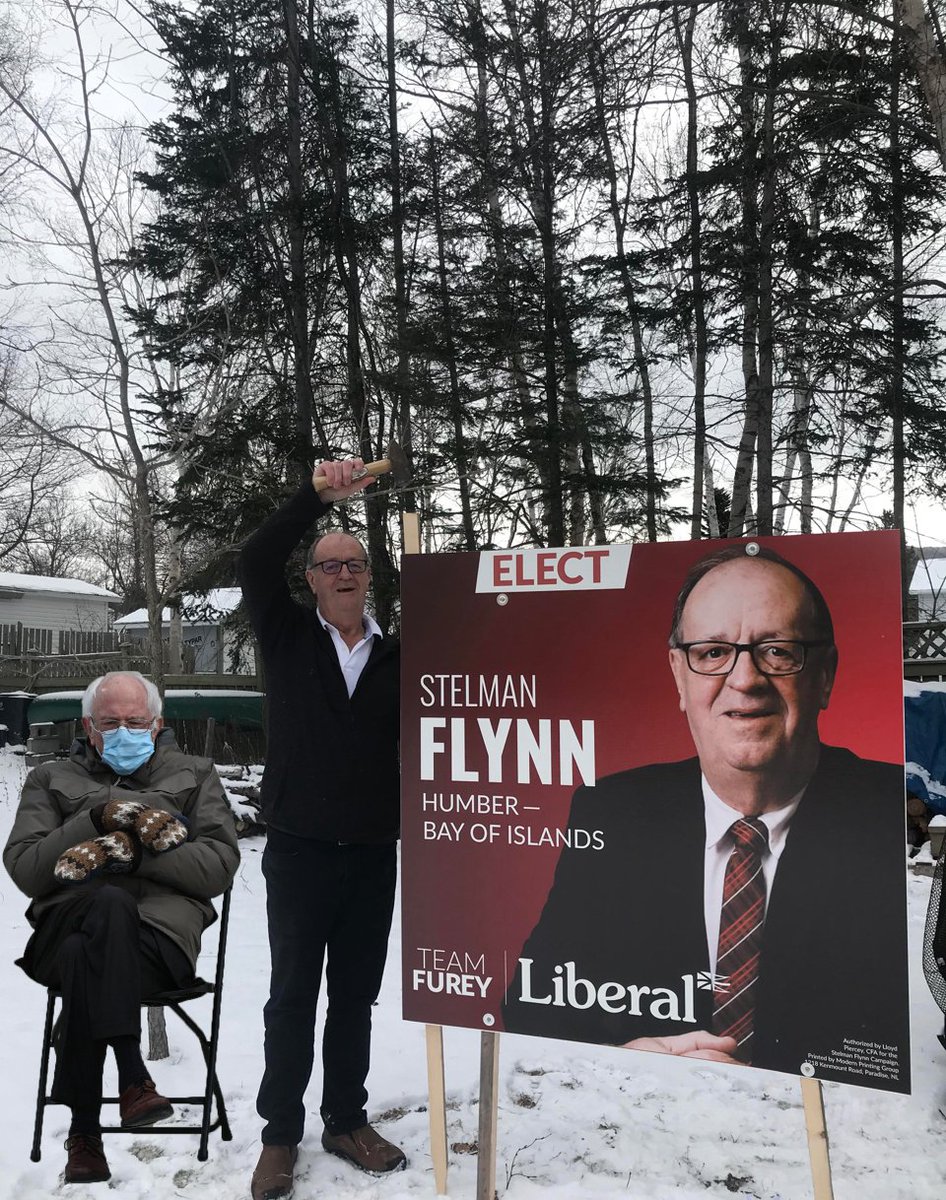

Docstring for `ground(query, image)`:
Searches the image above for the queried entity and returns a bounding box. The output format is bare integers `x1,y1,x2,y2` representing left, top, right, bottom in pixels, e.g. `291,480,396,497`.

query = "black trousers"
256,830,397,1146
19,885,192,1108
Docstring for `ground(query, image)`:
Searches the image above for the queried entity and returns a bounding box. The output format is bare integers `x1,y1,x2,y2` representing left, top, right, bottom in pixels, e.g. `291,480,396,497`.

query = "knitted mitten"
97,798,148,832
133,808,189,853
54,832,140,883
95,799,188,854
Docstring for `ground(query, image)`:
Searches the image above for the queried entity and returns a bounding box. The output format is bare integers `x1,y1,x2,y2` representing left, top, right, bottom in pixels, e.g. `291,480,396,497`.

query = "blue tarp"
905,690,946,816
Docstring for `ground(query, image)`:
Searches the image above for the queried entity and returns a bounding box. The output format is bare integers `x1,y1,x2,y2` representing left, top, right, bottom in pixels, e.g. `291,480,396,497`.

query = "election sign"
400,531,910,1092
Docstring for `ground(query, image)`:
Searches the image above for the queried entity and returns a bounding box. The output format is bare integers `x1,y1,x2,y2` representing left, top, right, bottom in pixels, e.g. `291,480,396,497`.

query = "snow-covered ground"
0,746,943,1200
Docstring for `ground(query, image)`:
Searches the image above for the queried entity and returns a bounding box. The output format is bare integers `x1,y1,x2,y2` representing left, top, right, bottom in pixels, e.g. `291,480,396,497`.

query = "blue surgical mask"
99,726,156,776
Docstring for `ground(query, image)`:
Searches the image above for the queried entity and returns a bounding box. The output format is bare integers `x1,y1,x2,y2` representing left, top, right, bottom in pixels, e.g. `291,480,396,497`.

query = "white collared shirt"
702,779,804,975
317,608,382,697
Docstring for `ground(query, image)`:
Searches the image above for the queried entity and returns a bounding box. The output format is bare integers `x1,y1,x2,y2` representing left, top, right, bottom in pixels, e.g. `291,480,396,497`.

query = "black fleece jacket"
239,484,400,843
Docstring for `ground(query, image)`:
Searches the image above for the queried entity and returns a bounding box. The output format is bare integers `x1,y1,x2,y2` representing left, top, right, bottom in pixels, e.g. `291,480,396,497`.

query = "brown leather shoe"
119,1078,174,1128
321,1124,406,1174
251,1144,298,1200
64,1133,111,1184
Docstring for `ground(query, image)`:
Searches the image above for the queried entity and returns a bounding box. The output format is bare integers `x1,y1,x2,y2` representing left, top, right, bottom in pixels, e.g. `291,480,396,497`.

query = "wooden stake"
476,1031,500,1200
403,511,421,556
425,1024,449,1195
800,1077,834,1200
408,511,445,1193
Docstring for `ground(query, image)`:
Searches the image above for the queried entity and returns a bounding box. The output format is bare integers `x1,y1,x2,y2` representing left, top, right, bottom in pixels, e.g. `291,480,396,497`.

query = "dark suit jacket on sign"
502,746,910,1091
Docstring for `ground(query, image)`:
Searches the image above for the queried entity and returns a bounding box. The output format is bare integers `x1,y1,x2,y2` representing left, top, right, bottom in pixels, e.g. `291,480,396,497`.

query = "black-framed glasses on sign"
675,639,832,677
310,558,369,575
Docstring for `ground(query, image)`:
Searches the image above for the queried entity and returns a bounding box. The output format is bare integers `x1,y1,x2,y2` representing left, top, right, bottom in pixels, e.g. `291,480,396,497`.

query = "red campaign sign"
400,531,911,1093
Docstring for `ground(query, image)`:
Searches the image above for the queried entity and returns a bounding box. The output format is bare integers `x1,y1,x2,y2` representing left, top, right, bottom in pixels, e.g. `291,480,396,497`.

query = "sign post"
425,1023,448,1195
800,1077,834,1199
476,1031,500,1200
401,509,449,1194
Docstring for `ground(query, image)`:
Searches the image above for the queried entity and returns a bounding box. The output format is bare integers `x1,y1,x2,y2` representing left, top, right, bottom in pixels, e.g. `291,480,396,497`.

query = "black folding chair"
30,886,233,1162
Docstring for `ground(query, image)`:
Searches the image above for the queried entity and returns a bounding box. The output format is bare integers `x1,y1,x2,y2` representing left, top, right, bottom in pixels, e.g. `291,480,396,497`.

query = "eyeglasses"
674,640,832,677
90,717,158,733
309,558,369,575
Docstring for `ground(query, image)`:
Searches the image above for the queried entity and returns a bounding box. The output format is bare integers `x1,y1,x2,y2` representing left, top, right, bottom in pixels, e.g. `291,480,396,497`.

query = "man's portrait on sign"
399,531,909,1093
502,543,909,1088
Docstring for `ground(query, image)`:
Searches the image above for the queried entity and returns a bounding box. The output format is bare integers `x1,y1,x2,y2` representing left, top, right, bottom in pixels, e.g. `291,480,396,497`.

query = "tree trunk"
501,0,565,545
135,465,166,695
675,1,709,540
703,457,720,537
470,6,550,519
167,527,183,675
890,9,909,605
779,352,814,535
777,161,820,537
755,11,781,536
318,48,397,628
588,3,660,541
728,8,761,537
557,314,584,544
430,134,477,549
898,0,946,172
581,424,607,543
386,0,416,517
282,0,316,479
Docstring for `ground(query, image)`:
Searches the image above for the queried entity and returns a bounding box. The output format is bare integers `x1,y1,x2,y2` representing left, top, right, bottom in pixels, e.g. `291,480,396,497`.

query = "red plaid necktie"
712,817,769,1062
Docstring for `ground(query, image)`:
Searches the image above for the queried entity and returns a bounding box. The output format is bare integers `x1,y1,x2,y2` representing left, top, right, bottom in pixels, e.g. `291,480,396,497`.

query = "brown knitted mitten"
134,808,188,853
99,798,148,832
97,799,188,853
54,832,140,883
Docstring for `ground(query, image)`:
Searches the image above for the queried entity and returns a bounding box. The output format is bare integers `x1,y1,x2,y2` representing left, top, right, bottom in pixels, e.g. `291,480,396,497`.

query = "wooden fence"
0,624,246,691
0,649,154,692
903,621,946,681
60,630,122,655
0,639,259,693
0,623,55,655
2,619,946,691
0,624,119,657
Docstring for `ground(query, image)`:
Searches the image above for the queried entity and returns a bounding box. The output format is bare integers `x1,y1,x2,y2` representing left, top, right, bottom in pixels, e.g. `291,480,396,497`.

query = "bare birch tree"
899,0,946,169
0,0,174,683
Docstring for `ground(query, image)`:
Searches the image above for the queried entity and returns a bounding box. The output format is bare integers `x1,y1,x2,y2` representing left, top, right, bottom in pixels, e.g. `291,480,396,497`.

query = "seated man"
3,671,239,1184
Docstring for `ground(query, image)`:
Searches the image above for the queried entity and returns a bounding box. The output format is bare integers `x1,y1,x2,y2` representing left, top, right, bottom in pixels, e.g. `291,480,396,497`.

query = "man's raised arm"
239,459,375,641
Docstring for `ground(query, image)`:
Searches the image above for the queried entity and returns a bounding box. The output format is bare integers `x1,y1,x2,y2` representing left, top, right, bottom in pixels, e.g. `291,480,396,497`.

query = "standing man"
503,544,909,1089
4,671,238,1183
242,460,404,1200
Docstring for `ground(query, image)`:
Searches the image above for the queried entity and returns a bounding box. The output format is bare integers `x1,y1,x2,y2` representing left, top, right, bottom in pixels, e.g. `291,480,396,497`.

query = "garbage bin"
0,692,37,746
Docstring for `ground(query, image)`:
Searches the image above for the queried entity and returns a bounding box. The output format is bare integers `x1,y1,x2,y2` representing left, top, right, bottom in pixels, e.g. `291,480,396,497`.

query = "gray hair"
82,671,163,719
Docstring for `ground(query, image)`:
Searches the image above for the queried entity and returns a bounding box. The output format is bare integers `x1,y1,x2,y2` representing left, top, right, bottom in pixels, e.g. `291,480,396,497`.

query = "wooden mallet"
312,442,410,493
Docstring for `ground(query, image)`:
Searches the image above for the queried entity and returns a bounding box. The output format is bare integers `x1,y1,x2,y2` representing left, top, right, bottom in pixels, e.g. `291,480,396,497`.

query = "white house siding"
113,589,252,676
914,593,941,621
910,558,946,622
114,621,253,675
0,591,113,639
